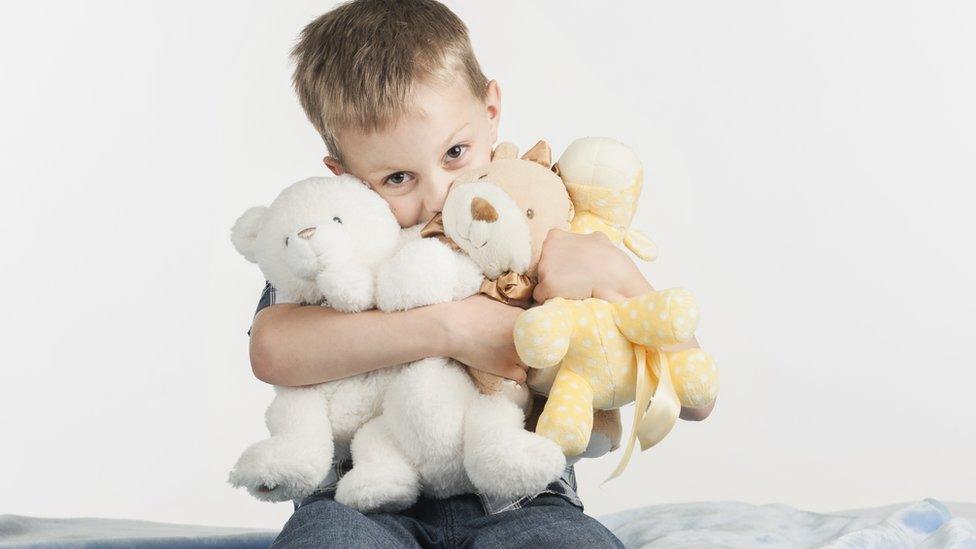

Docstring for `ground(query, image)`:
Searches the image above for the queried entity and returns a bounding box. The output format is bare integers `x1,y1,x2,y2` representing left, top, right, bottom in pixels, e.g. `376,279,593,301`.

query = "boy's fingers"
533,280,551,303
505,364,527,383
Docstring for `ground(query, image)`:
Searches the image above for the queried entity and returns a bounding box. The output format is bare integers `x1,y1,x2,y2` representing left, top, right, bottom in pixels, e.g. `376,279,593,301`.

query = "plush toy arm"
514,299,574,369
612,288,700,347
452,252,484,301
316,262,376,313
376,238,467,312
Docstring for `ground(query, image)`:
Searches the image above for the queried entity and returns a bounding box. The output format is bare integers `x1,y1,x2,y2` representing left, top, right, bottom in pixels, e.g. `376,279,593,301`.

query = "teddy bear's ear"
492,142,519,160
521,140,552,168
231,206,269,263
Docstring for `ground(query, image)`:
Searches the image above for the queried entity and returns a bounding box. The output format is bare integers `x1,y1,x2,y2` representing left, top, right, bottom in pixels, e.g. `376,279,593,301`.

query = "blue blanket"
0,515,276,548
4,499,975,548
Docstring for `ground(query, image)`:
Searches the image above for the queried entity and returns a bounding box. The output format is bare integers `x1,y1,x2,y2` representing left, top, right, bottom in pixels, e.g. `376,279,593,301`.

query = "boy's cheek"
384,196,423,228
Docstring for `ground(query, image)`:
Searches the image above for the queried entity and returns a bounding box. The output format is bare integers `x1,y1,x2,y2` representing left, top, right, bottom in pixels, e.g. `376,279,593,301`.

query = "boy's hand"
437,295,527,383
533,229,651,303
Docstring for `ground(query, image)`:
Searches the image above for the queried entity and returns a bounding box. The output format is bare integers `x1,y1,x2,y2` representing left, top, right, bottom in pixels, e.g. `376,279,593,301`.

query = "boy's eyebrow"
440,122,470,152
365,122,472,177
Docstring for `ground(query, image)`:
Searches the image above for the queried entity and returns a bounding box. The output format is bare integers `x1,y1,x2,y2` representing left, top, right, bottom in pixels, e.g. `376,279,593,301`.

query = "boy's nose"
470,197,498,223
422,173,457,218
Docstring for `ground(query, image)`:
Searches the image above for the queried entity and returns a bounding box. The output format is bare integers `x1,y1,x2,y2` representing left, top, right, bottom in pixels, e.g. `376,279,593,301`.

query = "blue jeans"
271,492,623,548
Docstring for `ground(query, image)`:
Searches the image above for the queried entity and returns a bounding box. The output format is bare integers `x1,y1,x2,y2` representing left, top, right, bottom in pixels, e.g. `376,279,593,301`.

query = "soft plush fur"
228,174,566,509
510,138,718,463
334,175,569,510
227,175,403,502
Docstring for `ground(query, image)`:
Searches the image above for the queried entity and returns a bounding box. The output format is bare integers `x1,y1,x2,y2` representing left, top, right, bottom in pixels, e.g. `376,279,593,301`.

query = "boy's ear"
231,206,269,263
324,156,345,176
485,80,501,143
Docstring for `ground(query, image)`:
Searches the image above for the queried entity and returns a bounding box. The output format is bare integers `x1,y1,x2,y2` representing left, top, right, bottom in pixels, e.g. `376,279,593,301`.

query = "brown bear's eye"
478,173,488,180
526,209,534,219
284,236,290,246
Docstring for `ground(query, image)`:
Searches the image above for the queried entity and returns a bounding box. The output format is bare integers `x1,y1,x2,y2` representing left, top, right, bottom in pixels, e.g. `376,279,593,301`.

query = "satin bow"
604,346,681,483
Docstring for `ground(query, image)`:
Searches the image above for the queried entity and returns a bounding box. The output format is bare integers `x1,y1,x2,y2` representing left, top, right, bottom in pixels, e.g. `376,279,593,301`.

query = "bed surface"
3,499,974,548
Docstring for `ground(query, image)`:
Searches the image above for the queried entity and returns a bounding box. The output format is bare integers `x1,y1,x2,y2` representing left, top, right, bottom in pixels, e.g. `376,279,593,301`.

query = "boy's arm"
249,291,527,387
532,230,714,422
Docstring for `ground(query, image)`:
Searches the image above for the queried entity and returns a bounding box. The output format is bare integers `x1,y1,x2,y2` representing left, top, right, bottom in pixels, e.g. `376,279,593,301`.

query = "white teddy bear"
227,175,403,502
333,237,566,512
228,174,565,510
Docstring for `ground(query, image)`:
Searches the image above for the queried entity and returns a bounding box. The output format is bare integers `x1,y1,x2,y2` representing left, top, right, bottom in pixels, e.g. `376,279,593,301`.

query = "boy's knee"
473,497,623,549
271,497,408,549
528,508,623,549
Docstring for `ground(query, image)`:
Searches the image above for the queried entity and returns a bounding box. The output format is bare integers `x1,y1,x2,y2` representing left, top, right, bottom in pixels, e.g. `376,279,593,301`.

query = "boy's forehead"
338,78,482,170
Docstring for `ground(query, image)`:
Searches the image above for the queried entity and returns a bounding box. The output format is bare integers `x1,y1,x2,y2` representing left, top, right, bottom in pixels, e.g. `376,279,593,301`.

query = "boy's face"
325,77,501,228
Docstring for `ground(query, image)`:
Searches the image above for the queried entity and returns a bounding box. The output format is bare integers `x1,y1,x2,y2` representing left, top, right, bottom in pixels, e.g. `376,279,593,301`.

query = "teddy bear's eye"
526,209,535,219
284,236,290,246
332,216,342,224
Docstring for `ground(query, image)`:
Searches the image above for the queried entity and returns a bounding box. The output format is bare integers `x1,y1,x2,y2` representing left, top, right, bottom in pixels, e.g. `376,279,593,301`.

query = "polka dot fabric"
516,291,719,456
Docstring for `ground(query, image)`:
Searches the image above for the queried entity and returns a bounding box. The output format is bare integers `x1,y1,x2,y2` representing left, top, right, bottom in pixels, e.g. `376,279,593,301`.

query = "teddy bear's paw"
317,263,375,313
615,288,701,346
228,436,333,503
465,431,566,500
667,349,719,408
334,463,420,513
514,306,573,369
376,239,458,311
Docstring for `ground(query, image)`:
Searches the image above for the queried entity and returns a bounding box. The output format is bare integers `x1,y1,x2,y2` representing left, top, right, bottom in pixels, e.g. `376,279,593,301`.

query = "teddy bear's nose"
470,197,498,223
297,227,317,240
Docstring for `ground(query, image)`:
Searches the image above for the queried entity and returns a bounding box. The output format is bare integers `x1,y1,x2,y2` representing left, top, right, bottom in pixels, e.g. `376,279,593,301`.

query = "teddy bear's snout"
298,227,316,240
470,197,498,223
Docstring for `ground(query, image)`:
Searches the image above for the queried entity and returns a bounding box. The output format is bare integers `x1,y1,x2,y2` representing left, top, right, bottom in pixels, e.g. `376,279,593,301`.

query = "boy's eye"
445,144,468,161
385,172,413,186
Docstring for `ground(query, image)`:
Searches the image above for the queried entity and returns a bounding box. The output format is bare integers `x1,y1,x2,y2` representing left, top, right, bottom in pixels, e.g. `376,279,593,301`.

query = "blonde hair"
291,0,488,160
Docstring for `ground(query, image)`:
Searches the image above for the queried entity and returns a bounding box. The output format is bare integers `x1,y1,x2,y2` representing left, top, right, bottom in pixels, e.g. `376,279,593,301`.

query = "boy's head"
291,0,501,228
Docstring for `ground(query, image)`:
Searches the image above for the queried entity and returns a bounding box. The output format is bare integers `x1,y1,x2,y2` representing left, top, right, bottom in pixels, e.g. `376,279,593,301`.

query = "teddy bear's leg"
228,386,334,502
613,288,701,347
664,348,719,409
514,299,574,369
568,409,623,464
536,368,596,456
382,357,478,499
463,390,566,500
334,416,420,513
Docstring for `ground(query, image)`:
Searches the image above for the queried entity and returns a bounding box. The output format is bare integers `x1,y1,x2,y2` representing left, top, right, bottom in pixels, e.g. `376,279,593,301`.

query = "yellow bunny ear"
624,229,658,261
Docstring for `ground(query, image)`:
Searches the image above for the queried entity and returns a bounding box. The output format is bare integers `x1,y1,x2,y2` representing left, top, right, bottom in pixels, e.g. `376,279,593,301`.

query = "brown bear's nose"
470,197,498,223
298,227,317,240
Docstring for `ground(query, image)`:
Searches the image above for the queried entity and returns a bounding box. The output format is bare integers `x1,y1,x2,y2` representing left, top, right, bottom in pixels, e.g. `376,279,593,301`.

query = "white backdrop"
1,0,973,530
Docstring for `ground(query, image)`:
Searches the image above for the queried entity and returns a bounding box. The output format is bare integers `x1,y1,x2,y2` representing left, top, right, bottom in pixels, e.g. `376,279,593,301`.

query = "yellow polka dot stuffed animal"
514,138,719,477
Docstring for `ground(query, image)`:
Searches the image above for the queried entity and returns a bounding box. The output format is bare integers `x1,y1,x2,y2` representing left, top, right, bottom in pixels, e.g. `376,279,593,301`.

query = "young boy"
249,1,712,547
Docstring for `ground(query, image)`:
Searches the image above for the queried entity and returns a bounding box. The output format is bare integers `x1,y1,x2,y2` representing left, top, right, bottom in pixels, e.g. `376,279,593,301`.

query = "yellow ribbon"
604,346,681,483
